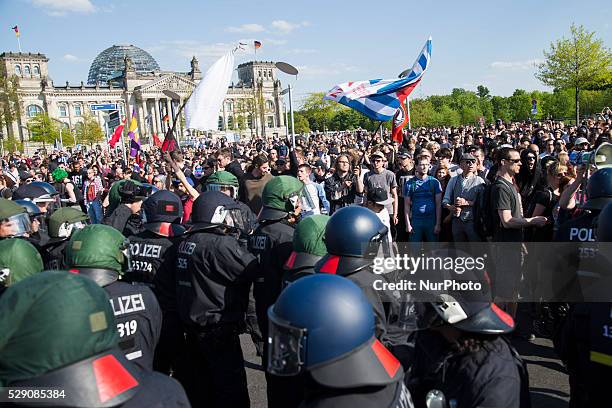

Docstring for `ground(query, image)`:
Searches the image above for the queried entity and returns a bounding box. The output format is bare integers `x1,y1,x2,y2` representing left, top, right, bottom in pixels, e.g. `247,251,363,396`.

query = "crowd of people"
0,114,611,407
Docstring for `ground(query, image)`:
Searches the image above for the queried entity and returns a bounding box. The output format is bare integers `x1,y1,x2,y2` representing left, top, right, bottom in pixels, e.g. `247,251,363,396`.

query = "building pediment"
136,74,195,98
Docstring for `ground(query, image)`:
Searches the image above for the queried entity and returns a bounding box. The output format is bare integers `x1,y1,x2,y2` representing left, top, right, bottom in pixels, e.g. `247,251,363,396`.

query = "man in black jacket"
216,147,244,179
175,191,258,408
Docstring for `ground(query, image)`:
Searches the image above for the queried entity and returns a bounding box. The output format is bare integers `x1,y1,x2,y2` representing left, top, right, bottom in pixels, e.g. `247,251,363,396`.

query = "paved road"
242,334,569,408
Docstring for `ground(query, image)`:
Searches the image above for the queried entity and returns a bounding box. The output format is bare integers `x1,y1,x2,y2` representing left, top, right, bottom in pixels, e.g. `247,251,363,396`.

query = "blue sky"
1,0,610,106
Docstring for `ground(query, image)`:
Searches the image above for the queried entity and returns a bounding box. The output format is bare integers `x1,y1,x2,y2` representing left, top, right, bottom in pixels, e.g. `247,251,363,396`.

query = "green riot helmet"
0,238,44,287
64,225,131,286
47,207,90,240
0,198,32,238
259,176,307,222
206,170,239,199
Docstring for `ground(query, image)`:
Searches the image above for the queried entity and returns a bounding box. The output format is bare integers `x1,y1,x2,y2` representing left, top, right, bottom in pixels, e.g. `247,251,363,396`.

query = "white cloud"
271,20,310,34
31,0,96,15
63,54,80,61
490,59,543,70
225,23,265,33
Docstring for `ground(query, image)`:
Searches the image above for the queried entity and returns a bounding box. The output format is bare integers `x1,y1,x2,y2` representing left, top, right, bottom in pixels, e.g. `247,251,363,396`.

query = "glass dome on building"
87,44,160,84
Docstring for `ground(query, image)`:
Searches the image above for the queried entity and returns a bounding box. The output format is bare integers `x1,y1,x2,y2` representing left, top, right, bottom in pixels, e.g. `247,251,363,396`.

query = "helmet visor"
1,213,32,237
0,267,10,286
58,220,89,238
207,183,238,199
267,311,307,376
211,206,247,231
120,238,132,273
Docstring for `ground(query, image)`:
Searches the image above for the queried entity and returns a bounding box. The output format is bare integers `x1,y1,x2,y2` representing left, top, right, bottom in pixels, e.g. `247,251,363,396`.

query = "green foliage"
293,112,310,134
0,65,22,151
28,113,59,148
75,114,104,146
536,24,612,123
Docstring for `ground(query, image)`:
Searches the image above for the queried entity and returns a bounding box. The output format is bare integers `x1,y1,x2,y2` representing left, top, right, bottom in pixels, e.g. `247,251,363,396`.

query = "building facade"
0,45,287,151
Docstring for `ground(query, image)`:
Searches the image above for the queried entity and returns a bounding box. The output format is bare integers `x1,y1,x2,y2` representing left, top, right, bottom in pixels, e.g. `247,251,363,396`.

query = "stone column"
165,98,173,129
153,98,161,136
135,100,146,146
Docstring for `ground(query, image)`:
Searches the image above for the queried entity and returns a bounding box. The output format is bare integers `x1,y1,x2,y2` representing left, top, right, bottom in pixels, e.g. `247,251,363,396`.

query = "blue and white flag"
323,37,432,121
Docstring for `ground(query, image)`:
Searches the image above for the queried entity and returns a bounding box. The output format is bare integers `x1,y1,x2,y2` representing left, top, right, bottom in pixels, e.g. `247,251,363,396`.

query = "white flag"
185,50,235,131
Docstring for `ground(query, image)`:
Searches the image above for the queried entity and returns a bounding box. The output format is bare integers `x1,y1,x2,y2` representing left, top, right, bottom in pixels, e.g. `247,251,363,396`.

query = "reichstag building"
0,44,287,148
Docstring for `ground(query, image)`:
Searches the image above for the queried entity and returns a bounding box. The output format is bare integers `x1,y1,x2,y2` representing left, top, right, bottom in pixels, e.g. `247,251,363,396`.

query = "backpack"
473,179,494,240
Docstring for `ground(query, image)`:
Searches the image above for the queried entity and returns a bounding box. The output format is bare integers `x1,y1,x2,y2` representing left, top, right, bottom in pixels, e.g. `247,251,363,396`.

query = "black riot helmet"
314,206,388,276
584,168,612,210
597,202,612,242
190,191,247,233
141,190,185,237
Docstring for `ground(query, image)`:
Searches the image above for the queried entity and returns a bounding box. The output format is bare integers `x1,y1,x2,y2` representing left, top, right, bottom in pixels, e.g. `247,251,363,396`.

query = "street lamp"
163,89,185,147
50,117,67,148
275,62,299,147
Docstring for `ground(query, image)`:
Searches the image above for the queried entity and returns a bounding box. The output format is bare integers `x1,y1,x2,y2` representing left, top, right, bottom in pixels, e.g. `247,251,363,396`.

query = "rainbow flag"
127,111,140,157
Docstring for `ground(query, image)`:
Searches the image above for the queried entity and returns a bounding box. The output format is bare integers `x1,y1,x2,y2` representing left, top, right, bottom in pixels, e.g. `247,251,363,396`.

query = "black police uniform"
249,219,295,337
105,279,162,373
127,226,189,382
281,252,320,288
77,269,162,372
556,302,612,408
301,373,413,408
103,204,144,237
175,226,258,408
41,239,69,270
408,331,530,408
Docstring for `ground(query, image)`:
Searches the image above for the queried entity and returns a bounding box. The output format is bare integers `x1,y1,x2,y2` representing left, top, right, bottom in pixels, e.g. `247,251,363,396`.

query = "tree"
300,92,341,131
293,112,310,134
28,113,59,149
536,24,612,124
0,64,23,152
75,114,105,147
476,85,491,99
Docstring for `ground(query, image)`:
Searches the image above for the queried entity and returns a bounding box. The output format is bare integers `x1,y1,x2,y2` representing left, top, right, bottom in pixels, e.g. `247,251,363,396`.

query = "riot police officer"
12,181,59,245
407,296,530,408
314,205,393,339
175,191,257,407
42,207,89,270
0,238,43,296
205,170,258,241
267,274,413,407
126,190,187,378
555,167,612,242
282,214,329,288
556,201,612,407
14,199,45,244
0,271,189,407
0,198,32,239
64,224,161,372
249,176,305,407
103,180,149,236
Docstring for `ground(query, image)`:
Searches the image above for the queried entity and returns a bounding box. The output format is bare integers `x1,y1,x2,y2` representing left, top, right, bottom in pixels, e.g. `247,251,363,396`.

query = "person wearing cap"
0,238,43,296
442,153,486,242
573,136,590,152
357,150,399,237
0,271,189,406
41,207,90,270
103,180,149,237
365,187,394,245
312,159,329,183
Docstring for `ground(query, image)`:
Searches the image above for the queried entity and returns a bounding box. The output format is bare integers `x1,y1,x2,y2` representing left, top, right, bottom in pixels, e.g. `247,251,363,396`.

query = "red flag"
162,114,169,122
108,124,124,148
161,127,177,153
152,132,162,147
392,102,408,144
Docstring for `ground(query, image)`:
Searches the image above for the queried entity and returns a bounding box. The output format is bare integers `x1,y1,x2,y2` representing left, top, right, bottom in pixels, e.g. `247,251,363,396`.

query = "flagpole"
406,98,411,130
17,36,22,53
